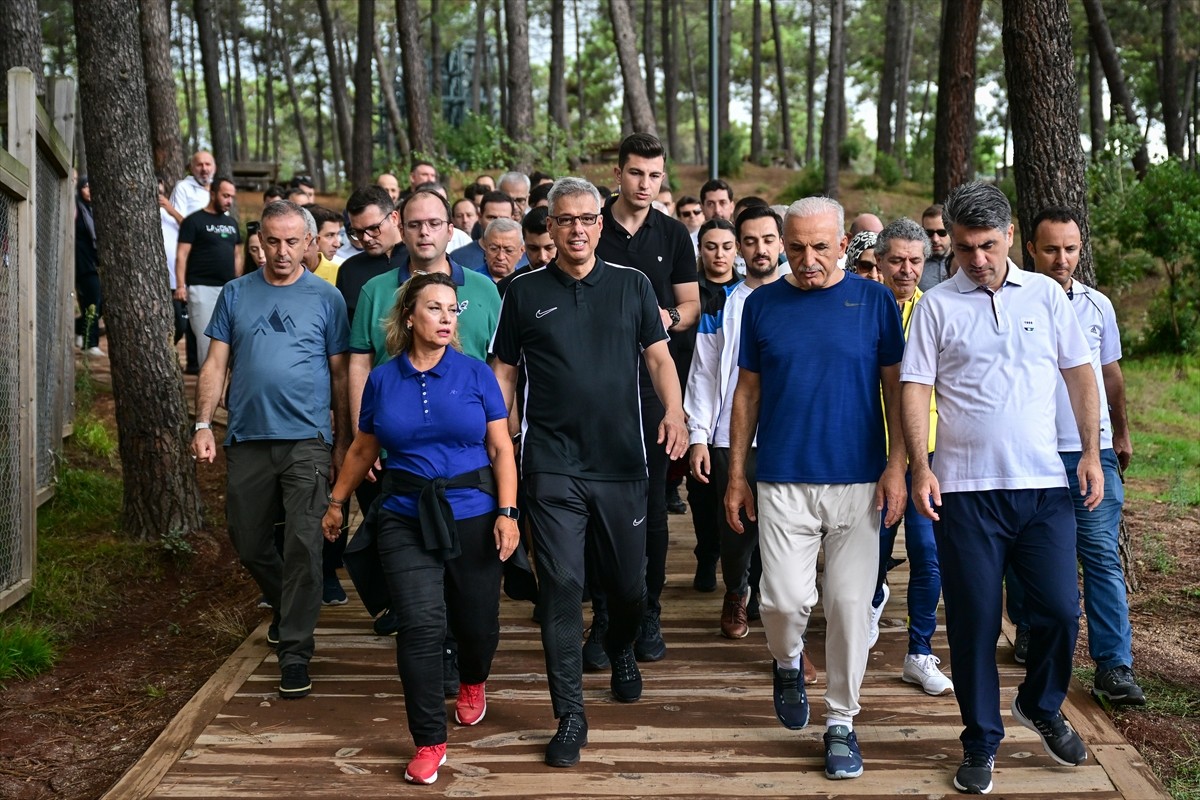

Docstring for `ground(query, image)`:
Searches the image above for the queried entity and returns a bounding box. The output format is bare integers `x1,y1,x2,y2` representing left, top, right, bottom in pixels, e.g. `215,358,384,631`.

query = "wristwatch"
194,421,211,432
666,306,681,329
497,506,520,521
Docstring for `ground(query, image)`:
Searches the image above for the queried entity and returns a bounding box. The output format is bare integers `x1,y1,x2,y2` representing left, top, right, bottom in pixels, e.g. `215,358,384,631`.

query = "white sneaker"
867,583,889,649
902,653,954,696
74,335,84,349
83,346,106,358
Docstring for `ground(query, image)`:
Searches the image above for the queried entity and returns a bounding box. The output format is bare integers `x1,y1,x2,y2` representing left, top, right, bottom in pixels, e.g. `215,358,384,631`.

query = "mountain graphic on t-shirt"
250,306,297,337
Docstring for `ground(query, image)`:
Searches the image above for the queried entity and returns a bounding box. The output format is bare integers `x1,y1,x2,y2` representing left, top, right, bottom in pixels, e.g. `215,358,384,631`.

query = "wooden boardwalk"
103,514,1167,800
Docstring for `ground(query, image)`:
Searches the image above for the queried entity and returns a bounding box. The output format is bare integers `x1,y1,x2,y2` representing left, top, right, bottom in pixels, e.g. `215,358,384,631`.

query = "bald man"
376,173,401,204
849,213,883,236
168,151,217,223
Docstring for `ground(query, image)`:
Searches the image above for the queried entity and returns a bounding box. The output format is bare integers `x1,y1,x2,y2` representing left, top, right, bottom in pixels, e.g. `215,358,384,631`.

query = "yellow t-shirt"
313,253,340,286
882,289,938,454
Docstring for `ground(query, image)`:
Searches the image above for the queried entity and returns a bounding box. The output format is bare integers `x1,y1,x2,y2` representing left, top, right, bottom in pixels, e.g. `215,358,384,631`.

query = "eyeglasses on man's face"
403,218,448,233
348,215,391,242
549,213,599,228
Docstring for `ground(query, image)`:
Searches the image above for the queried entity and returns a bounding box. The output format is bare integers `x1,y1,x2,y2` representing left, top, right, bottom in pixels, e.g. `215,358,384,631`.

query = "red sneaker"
455,681,487,726
404,743,447,785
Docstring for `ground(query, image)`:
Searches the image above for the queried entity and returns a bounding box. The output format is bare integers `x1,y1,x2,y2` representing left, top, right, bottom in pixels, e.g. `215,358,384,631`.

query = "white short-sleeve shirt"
1054,282,1120,452
901,260,1092,493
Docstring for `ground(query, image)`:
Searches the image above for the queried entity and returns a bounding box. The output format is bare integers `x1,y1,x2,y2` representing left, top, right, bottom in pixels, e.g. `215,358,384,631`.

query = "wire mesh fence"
35,147,65,494
0,189,26,590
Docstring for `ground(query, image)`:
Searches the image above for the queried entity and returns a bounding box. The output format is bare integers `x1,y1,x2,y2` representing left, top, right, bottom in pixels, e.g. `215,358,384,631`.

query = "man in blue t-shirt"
725,196,907,781
192,201,350,702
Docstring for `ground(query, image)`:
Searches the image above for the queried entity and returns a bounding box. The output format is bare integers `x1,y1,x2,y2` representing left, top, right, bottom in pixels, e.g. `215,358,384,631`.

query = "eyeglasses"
679,209,703,217
550,213,599,227
924,228,948,238
347,215,391,241
510,196,529,206
403,218,448,233
486,244,521,257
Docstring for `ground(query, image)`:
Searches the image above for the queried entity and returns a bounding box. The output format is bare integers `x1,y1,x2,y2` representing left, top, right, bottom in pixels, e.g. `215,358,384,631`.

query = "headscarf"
844,230,877,271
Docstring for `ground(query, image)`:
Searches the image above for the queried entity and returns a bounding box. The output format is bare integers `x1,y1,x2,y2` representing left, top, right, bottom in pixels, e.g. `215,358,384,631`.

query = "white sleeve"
1096,291,1123,366
1052,284,1091,369
899,299,938,385
685,314,723,446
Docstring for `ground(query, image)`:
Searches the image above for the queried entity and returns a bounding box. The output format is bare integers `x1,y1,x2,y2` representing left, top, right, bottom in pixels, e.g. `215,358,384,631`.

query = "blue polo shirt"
359,347,508,519
739,273,904,483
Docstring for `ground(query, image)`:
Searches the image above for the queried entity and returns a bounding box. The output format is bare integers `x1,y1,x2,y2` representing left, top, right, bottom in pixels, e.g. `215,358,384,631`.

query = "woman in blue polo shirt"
321,271,519,786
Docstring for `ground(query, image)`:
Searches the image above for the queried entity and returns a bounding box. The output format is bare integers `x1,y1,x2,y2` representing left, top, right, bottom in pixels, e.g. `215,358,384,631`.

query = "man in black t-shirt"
174,176,242,367
593,133,699,666
491,177,687,769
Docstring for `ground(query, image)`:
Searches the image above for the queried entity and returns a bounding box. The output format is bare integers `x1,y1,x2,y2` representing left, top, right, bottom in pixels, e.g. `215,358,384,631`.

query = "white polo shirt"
900,260,1091,493
169,175,211,218
1054,282,1119,452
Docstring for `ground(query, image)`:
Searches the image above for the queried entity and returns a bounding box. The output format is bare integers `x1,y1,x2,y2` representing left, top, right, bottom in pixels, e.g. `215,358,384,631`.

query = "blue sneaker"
823,724,863,779
772,658,809,729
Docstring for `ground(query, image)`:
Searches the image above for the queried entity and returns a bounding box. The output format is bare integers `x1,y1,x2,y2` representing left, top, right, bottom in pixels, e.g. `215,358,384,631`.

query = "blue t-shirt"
206,269,349,444
738,273,904,483
359,347,508,519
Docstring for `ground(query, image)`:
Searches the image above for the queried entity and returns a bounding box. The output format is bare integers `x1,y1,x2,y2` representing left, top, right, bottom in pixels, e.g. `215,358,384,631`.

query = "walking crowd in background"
100,128,1144,794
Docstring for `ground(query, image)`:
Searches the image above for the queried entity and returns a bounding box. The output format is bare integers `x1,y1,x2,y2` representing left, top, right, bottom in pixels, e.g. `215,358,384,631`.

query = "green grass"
1121,355,1200,506
0,623,57,685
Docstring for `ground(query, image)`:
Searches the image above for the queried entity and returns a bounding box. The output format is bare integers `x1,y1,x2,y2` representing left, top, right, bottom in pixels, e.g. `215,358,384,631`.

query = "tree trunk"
216,13,239,161
769,0,793,167
1003,0,1093,281
750,0,764,163
550,0,569,136
396,0,435,155
277,35,314,183
373,35,411,162
1080,0,1149,176
262,0,277,169
877,0,903,161
1088,40,1107,157
312,59,327,192
229,4,249,161
0,0,45,107
72,0,205,540
822,0,845,197
430,0,442,108
574,0,587,143
933,0,982,203
351,0,374,189
804,0,818,165
609,0,658,135
316,0,353,178
681,0,704,163
1161,0,1184,159
139,0,185,185
193,0,233,174
471,0,485,114
895,0,915,171
494,0,508,131
718,0,732,136
178,2,199,154
505,0,535,170
662,0,680,159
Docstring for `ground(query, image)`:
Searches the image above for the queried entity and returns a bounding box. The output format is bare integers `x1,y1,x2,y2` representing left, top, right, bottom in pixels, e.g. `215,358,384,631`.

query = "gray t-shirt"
206,269,349,444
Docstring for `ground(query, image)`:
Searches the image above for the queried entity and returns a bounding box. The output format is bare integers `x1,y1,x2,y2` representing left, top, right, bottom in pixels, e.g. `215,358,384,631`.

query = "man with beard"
174,176,242,367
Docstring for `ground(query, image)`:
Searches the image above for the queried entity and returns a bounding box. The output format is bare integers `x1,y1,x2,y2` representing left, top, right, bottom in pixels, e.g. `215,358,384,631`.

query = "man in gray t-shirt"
192,200,349,701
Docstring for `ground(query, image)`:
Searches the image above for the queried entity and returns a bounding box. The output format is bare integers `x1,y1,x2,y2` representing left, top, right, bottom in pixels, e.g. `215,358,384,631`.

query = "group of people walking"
173,131,1140,795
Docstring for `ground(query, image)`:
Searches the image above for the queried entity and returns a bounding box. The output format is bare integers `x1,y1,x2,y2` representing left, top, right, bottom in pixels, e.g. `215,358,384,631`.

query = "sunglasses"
924,228,948,238
679,209,703,217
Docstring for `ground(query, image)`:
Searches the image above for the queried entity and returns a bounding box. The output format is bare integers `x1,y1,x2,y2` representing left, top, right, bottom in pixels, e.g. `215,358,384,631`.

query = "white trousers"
757,481,879,721
187,284,224,367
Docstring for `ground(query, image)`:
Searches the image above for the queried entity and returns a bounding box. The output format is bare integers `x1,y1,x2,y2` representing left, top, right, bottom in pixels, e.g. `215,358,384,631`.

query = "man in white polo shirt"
1006,206,1143,707
900,182,1103,795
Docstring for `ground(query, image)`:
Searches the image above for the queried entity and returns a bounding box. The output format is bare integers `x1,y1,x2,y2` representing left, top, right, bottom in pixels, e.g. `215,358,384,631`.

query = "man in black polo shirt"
335,186,408,325
491,177,687,769
592,133,699,665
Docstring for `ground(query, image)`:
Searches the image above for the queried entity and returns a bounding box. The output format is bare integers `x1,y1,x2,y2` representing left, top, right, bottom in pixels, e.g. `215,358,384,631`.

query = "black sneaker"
772,658,809,730
1093,665,1146,706
322,574,348,605
266,622,279,647
1011,695,1087,765
634,609,666,662
1013,628,1030,664
953,752,994,794
545,712,588,767
746,592,761,621
279,663,311,699
583,615,610,671
443,643,460,698
666,487,687,514
610,646,642,702
692,560,718,593
373,609,400,636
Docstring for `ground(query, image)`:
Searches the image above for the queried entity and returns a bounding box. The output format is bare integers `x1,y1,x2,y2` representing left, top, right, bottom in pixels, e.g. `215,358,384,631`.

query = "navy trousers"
935,487,1080,756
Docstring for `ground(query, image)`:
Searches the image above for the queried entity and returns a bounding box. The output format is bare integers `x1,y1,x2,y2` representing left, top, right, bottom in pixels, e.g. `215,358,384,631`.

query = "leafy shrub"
777,163,824,204
718,129,748,179
874,152,903,187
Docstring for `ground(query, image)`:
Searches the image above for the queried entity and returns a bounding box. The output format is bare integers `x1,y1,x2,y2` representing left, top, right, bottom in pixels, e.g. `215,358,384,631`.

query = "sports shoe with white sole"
902,653,954,696
868,583,889,649
1011,694,1087,765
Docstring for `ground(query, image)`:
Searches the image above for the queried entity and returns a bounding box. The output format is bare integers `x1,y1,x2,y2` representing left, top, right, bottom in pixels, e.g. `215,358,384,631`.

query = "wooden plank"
34,99,72,176
0,149,30,200
100,624,274,800
1090,744,1170,800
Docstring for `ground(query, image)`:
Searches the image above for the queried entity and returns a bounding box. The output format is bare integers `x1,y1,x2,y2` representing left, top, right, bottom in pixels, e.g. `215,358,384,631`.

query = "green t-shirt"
349,261,500,365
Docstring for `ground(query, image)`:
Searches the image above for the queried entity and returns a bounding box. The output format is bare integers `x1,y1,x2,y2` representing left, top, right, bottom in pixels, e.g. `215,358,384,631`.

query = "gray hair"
943,181,1012,233
298,206,317,237
548,177,602,215
260,198,306,228
784,196,845,236
875,217,931,260
498,170,531,194
483,216,522,240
